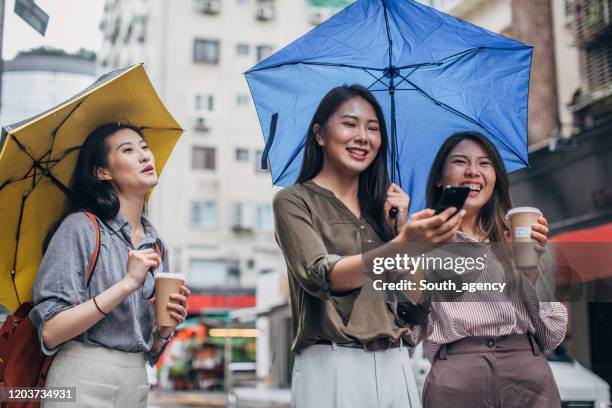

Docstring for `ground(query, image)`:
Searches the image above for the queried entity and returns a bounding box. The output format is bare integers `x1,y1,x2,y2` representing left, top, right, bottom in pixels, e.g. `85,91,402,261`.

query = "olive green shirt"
273,180,413,353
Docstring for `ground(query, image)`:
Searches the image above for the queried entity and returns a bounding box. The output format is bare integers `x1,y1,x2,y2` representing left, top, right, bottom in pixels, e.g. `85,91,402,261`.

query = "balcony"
566,0,612,47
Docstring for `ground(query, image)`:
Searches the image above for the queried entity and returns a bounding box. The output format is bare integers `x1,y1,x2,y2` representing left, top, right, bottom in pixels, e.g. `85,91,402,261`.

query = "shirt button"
486,339,495,348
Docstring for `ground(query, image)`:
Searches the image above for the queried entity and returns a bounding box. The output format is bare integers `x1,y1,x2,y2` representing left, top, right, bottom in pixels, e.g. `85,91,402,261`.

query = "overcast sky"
3,0,104,60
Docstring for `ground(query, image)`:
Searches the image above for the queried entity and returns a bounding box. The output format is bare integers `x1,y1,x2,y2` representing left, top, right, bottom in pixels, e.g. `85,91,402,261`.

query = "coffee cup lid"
506,207,542,218
155,272,185,281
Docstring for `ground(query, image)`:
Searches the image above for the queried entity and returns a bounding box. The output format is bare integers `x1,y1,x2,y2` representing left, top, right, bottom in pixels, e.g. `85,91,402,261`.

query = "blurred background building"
0,47,96,125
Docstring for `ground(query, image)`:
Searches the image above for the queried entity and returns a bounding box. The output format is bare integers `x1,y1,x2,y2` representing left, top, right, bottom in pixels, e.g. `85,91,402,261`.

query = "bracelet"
153,327,174,344
92,296,109,317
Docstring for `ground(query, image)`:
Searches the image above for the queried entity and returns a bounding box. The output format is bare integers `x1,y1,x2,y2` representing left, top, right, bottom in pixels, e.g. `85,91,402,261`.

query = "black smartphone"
434,186,471,215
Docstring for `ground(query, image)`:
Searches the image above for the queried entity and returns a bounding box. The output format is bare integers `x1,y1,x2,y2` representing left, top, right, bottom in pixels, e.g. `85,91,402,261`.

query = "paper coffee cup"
154,272,186,327
506,207,543,269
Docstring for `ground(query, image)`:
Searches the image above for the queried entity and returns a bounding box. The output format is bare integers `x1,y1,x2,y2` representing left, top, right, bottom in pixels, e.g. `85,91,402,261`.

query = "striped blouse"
413,231,568,361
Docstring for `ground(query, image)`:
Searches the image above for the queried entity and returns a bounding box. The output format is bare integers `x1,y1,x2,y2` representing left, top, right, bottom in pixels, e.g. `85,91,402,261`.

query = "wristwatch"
153,327,174,344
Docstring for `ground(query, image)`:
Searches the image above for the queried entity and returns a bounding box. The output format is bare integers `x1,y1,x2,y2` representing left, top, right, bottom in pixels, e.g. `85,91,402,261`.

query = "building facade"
0,50,96,126
98,0,319,294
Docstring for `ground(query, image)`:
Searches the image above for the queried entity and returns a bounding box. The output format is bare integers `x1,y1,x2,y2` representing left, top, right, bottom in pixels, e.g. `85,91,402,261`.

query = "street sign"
14,0,48,36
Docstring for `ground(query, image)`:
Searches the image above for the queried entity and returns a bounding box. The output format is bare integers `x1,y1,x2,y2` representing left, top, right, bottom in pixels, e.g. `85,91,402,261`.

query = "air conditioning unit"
194,0,221,15
194,116,210,131
256,3,275,21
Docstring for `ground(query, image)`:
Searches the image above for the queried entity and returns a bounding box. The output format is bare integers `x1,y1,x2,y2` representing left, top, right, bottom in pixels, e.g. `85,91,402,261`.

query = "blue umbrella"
245,0,532,212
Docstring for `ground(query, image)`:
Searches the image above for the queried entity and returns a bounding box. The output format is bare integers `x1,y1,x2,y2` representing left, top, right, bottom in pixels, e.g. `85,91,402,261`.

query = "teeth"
347,148,367,156
462,183,481,192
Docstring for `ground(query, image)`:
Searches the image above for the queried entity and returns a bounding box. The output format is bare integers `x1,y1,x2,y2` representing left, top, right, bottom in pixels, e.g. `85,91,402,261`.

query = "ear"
313,124,325,147
95,166,112,181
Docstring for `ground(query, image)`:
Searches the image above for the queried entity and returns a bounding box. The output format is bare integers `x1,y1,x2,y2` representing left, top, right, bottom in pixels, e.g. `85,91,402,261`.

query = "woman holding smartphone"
30,123,190,407
419,131,567,408
273,85,464,408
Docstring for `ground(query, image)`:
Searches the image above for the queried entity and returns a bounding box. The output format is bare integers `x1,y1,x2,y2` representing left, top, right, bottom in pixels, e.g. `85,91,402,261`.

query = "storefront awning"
551,223,612,286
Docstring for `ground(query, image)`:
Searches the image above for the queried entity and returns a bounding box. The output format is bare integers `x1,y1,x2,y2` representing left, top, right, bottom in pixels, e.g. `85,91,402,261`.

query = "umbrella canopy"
245,0,532,210
0,64,183,312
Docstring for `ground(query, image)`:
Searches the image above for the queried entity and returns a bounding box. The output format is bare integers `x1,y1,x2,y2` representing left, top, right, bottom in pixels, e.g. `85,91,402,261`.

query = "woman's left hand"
384,183,410,234
531,217,549,254
150,285,191,332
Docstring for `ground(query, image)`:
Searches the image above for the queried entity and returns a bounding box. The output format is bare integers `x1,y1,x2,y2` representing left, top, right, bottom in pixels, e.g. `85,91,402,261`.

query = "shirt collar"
302,180,335,197
105,211,161,247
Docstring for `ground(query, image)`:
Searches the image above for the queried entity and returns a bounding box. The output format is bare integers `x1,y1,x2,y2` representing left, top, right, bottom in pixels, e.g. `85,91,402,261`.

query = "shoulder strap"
83,211,100,287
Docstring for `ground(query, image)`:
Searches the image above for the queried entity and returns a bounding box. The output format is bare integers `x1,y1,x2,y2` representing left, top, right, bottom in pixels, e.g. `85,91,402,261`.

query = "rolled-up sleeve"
29,212,94,356
521,257,568,351
273,189,359,324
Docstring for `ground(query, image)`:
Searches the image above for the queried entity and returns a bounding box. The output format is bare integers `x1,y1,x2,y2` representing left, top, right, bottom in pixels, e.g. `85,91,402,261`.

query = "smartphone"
434,186,471,215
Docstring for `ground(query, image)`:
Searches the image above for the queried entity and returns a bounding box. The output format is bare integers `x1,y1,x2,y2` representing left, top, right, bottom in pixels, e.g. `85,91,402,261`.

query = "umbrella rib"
246,61,385,74
363,69,389,90
395,48,479,70
381,0,394,69
404,77,527,166
49,96,90,155
10,182,31,306
140,126,184,132
12,135,73,196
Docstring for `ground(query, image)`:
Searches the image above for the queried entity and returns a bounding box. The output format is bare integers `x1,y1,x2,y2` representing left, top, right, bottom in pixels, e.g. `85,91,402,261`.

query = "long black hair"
296,84,393,241
43,123,143,252
425,131,512,243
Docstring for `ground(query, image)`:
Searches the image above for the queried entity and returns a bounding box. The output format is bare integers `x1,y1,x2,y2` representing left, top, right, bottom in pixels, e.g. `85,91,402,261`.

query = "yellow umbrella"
0,64,183,312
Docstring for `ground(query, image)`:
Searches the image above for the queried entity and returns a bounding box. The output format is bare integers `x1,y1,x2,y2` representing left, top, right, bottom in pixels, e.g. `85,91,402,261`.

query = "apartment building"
98,0,322,293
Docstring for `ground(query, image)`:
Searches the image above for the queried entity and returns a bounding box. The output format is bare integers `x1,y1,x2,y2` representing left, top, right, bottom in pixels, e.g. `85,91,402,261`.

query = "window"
194,39,220,63
235,148,249,161
256,204,273,231
195,94,214,111
232,202,244,226
236,94,249,106
123,22,133,44
190,201,217,227
188,259,235,286
255,149,269,172
256,45,273,62
192,147,216,170
585,41,612,92
236,44,249,55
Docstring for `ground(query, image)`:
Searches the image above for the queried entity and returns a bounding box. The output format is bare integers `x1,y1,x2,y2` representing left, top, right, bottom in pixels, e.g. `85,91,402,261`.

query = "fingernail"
461,210,466,215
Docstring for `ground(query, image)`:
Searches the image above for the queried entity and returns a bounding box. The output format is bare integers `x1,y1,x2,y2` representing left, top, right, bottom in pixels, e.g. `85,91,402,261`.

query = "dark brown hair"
296,84,392,241
425,131,512,243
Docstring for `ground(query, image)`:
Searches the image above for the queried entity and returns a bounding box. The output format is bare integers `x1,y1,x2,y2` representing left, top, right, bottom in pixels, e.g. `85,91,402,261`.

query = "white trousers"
43,341,149,408
292,343,422,408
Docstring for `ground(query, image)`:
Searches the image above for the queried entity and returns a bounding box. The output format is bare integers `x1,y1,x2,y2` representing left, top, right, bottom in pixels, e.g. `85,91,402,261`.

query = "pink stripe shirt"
413,231,568,361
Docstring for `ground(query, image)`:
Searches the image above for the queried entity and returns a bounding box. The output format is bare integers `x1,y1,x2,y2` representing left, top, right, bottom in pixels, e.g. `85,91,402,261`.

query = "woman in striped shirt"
418,131,567,408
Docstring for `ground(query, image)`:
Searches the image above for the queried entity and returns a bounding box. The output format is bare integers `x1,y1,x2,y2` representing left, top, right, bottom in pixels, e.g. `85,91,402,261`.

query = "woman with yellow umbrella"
0,65,187,407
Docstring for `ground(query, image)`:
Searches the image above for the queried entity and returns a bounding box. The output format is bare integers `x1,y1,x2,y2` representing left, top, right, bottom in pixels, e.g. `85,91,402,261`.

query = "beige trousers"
42,341,149,408
292,343,422,408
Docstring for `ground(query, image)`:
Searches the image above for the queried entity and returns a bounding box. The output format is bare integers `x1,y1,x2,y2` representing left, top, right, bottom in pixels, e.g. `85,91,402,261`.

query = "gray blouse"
30,211,170,366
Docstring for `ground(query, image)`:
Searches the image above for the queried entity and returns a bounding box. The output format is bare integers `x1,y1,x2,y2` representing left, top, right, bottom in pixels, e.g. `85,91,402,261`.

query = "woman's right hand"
395,207,465,243
123,248,160,292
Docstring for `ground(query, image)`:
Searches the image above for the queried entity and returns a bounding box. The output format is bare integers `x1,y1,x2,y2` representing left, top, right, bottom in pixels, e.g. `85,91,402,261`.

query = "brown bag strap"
83,212,100,288
36,357,54,386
